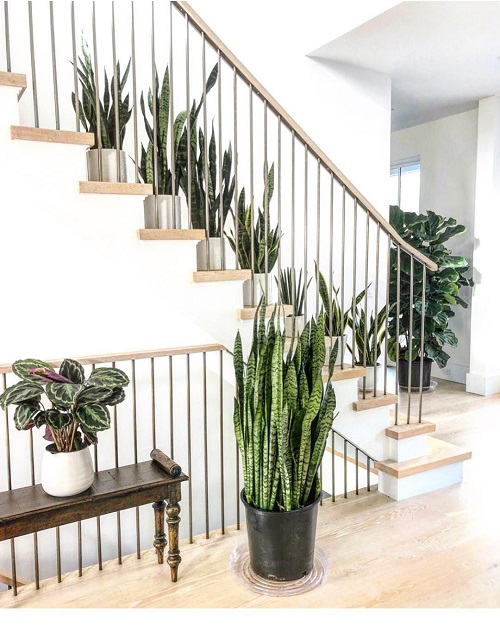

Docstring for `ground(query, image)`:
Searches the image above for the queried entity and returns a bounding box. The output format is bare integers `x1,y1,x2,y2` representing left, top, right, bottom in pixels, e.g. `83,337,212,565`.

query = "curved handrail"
173,1,437,272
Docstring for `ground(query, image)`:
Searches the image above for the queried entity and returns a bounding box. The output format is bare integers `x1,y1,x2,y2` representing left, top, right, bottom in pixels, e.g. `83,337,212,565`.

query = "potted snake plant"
275,266,312,337
348,304,387,392
232,298,338,581
0,358,129,497
71,37,132,183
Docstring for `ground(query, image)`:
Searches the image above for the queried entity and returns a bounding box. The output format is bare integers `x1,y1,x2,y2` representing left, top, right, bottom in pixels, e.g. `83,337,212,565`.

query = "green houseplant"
233,298,338,581
139,63,218,229
275,267,312,337
71,37,132,182
315,262,367,366
0,357,129,496
387,204,473,389
228,164,282,305
348,304,387,391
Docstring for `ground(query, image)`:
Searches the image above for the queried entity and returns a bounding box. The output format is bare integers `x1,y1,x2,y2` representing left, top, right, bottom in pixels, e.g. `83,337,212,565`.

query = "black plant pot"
398,357,433,390
241,490,320,581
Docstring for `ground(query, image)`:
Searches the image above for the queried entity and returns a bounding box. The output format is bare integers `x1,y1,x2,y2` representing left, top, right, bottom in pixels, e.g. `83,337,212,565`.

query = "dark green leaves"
76,404,111,432
0,381,43,409
46,383,83,409
87,367,130,388
11,359,54,382
59,359,85,384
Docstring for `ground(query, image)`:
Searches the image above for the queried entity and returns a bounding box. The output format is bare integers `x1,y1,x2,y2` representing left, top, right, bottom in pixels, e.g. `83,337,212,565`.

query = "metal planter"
86,148,128,183
143,195,183,229
196,237,226,270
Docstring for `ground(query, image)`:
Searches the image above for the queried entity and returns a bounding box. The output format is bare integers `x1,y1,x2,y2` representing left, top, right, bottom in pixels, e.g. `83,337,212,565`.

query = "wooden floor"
2,378,500,617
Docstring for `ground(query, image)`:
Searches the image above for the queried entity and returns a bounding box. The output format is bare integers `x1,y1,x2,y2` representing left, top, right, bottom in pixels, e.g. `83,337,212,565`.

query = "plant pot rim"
45,443,90,455
240,489,320,515
398,356,433,364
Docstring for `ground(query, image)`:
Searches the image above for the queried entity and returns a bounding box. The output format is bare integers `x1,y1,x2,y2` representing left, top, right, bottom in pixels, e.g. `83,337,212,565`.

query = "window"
390,158,420,213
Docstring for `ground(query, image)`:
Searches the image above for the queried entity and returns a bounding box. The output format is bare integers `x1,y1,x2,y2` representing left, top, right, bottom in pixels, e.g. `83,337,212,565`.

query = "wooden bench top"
0,459,188,542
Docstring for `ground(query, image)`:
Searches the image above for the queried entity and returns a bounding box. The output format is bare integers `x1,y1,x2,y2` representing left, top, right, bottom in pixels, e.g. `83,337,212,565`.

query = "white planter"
284,314,305,337
196,237,226,270
358,363,382,392
41,445,94,497
325,334,347,367
144,195,184,229
86,148,128,182
243,273,274,307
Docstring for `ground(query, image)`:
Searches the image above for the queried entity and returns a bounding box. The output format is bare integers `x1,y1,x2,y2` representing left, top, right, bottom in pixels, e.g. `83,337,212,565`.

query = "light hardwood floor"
1,378,500,617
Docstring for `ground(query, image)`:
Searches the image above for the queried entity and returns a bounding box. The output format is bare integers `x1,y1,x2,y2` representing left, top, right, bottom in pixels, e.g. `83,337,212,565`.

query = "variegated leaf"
59,359,85,384
76,403,111,432
46,383,83,409
87,367,129,388
13,402,41,430
77,386,115,405
0,380,43,409
45,409,72,432
12,359,54,382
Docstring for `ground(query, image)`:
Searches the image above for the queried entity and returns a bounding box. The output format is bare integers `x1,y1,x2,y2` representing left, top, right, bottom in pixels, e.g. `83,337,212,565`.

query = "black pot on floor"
241,490,320,581
398,357,433,390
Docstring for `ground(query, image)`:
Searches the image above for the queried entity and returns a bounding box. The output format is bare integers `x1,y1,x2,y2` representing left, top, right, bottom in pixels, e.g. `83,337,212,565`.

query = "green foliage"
315,262,367,337
387,205,474,369
71,36,132,150
232,297,338,512
348,304,387,366
0,358,129,452
275,267,311,316
139,63,218,196
227,164,282,272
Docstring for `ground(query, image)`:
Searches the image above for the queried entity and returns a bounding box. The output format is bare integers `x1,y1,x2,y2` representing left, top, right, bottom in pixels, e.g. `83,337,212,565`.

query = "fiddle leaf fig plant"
0,358,129,453
387,204,474,369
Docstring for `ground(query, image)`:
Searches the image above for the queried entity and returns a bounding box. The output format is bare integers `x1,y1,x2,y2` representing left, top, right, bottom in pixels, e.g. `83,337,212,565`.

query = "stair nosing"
385,421,437,440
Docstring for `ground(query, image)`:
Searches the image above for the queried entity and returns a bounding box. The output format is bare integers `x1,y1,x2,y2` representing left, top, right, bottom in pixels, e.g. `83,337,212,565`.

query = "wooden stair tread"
138,229,205,241
79,181,153,195
323,364,367,383
385,420,436,440
0,71,26,90
192,269,252,283
353,392,399,411
237,304,293,320
375,437,472,478
11,125,94,146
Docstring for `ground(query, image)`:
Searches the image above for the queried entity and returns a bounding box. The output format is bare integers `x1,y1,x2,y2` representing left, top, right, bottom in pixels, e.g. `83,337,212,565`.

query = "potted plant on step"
0,357,129,497
139,63,218,230
387,205,473,391
71,37,132,183
227,163,282,305
348,303,387,392
232,298,338,581
275,266,312,337
315,262,367,367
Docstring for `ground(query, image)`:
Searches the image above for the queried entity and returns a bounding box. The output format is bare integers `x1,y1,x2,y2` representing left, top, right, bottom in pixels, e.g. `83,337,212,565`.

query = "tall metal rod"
49,2,60,130
219,350,225,534
233,68,239,269
351,199,358,368
185,15,191,226
10,539,17,596
169,355,174,458
263,101,269,299
111,2,121,181
327,173,334,324
291,131,296,274
28,427,39,588
131,359,140,559
33,533,39,588
418,264,427,422
373,223,381,397
2,374,12,491
218,50,224,269
186,354,193,543
202,34,210,260
70,2,80,131
340,186,347,369
92,2,102,180
203,353,209,539
362,211,370,399
151,358,156,449
4,2,11,72
112,360,122,564
384,235,391,395
131,1,138,182
56,527,61,583
249,85,255,299
151,2,159,225
169,1,176,224
343,439,347,498
28,1,39,128
331,431,336,502
367,458,371,491
78,522,82,577
277,118,282,301
112,362,119,467
303,146,308,321
407,256,415,424
355,448,359,495
395,245,401,424
315,159,321,317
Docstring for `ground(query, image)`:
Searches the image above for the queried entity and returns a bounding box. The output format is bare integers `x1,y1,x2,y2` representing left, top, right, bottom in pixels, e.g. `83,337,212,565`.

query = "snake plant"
71,37,132,150
348,305,387,366
233,298,338,512
276,267,312,316
0,358,129,453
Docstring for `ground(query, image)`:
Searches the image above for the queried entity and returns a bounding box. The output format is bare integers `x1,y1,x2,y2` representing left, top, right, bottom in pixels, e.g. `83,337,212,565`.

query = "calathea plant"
0,358,129,453
232,298,338,512
387,204,473,369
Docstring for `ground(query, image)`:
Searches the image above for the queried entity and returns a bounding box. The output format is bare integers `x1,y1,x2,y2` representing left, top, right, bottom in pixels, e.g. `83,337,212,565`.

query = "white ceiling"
308,1,500,131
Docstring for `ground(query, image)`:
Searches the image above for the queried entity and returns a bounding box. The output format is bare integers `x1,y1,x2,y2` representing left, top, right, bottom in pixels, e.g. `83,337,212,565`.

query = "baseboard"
466,372,500,396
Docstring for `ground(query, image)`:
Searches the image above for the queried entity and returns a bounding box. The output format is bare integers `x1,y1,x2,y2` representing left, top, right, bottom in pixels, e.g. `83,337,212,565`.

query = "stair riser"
378,461,465,501
0,87,20,135
388,435,429,462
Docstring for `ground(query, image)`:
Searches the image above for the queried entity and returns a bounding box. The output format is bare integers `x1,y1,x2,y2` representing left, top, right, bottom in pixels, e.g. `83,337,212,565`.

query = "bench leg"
166,500,181,582
152,500,167,564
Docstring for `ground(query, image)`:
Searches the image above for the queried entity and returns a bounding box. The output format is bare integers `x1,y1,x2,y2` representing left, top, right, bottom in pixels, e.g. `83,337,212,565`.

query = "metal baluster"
186,354,193,543
28,1,39,128
233,68,239,269
263,102,269,299
203,353,209,539
291,131,296,277
418,264,427,422
219,350,225,534
355,448,359,495
218,50,224,268
315,159,321,317
202,35,210,263
362,211,370,399
132,359,140,559
131,1,138,182
303,146,308,321
384,235,391,396
56,527,61,583
277,118,282,302
111,2,121,182
28,427,39,588
343,438,347,498
90,363,102,570
374,223,381,397
151,357,156,449
9,539,17,596
49,2,60,129
112,361,122,564
407,256,414,424
70,2,80,131
395,245,401,424
331,431,336,502
151,3,158,225
249,85,255,300
78,522,82,576
351,198,358,368
169,1,176,225
367,458,371,492
169,355,174,458
4,2,11,72
327,173,334,326
92,2,102,180
185,15,191,226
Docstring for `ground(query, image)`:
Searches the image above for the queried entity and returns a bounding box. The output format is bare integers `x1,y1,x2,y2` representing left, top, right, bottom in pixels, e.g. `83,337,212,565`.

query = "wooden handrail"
0,344,225,374
173,1,437,272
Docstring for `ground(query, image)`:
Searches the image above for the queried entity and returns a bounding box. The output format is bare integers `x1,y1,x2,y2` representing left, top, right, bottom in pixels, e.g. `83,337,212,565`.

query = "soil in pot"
241,490,320,581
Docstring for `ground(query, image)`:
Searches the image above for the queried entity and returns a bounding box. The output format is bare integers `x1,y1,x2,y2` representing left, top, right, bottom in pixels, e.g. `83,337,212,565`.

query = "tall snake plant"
233,298,338,512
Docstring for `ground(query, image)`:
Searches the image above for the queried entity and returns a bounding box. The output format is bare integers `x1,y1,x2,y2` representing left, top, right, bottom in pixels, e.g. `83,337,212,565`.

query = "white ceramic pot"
144,195,184,229
41,445,95,497
324,334,347,367
196,237,226,270
86,148,128,182
358,363,382,392
243,273,274,307
284,314,305,337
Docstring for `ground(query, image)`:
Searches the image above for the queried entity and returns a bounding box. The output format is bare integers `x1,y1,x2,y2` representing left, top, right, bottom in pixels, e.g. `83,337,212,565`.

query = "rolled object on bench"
150,449,182,477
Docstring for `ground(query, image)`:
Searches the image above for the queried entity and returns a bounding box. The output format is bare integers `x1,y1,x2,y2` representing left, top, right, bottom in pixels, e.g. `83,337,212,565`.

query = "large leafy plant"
233,298,338,512
71,37,132,150
0,358,129,453
139,63,218,196
387,204,473,369
227,164,282,273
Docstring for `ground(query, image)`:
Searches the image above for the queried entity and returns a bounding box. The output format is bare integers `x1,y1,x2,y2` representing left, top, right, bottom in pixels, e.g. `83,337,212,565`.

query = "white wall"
391,110,478,384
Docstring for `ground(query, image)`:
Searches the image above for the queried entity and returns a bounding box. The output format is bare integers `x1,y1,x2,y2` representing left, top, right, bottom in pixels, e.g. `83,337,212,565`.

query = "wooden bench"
0,449,189,590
